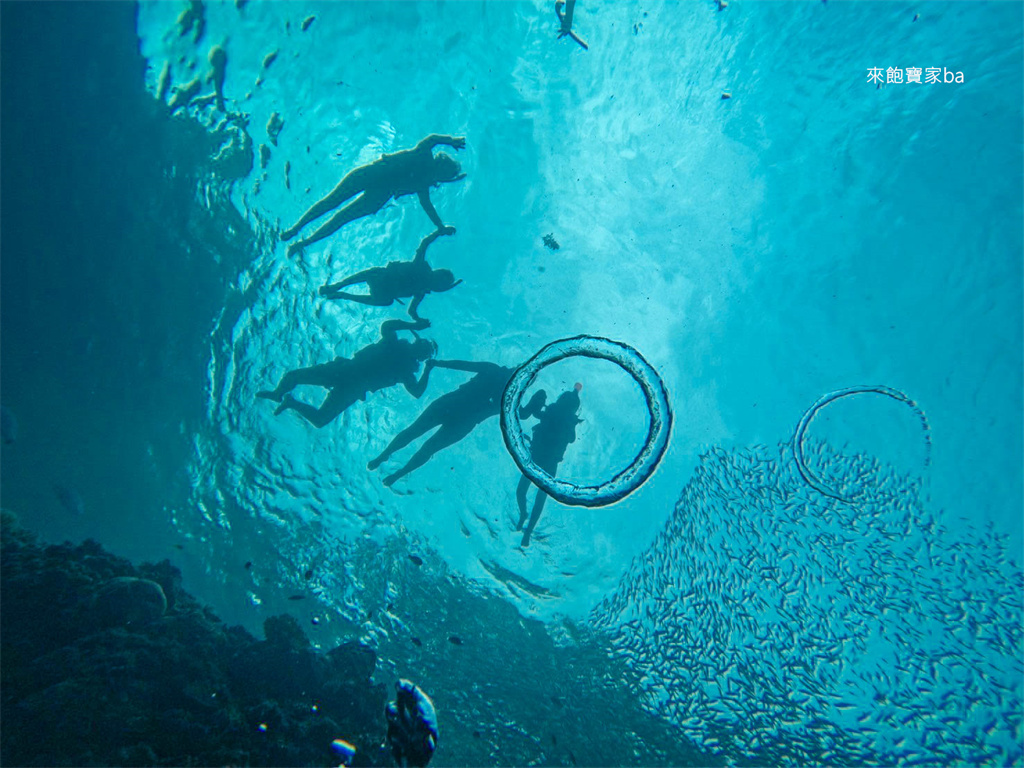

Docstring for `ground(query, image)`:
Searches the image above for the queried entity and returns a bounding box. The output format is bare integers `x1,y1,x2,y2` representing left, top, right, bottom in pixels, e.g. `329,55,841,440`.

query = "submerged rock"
93,576,167,627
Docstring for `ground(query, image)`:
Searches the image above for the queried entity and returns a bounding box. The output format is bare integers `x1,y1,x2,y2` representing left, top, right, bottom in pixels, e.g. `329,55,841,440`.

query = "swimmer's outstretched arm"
413,226,456,264
431,359,496,374
417,191,446,230
416,134,466,151
380,315,430,342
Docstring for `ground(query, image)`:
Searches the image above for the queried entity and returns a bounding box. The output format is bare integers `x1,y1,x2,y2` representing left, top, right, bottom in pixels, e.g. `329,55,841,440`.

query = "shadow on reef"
0,510,388,767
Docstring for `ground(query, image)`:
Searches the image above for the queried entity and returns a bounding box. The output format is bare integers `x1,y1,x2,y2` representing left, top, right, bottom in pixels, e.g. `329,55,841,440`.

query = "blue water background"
1,1,1021,764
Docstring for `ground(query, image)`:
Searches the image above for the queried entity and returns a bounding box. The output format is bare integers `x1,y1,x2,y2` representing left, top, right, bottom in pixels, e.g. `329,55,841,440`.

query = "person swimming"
281,134,466,256
555,0,588,50
385,679,438,768
256,316,437,428
515,383,584,547
367,360,515,486
319,227,462,318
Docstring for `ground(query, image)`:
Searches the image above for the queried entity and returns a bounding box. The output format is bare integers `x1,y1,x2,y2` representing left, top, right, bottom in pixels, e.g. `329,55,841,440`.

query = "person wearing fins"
368,359,515,487
515,382,584,547
282,134,466,256
256,309,437,428
319,227,462,318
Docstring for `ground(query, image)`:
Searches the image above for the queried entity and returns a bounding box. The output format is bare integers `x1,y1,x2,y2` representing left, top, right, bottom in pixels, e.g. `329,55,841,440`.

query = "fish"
409,554,424,566
287,594,305,601
448,635,464,646
303,569,314,579
53,484,84,515
1,405,17,444
411,637,422,647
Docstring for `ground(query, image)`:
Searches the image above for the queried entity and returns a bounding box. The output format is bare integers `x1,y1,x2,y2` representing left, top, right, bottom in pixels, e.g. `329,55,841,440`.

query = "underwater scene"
1,1,1022,766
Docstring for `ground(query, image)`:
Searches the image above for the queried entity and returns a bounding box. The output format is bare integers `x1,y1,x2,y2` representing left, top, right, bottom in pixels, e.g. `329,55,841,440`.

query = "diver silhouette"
319,227,462,318
555,0,588,50
515,383,583,547
282,134,466,256
368,360,515,487
385,679,438,768
256,316,437,428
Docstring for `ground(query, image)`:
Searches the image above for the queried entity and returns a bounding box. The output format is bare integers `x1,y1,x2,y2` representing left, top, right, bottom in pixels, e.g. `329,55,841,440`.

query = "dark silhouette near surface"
319,227,462,318
556,0,588,50
257,317,436,428
282,134,466,256
368,360,515,487
516,383,583,547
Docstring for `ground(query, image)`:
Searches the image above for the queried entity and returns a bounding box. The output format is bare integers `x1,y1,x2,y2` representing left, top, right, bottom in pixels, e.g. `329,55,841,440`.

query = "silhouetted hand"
451,137,466,150
440,226,456,236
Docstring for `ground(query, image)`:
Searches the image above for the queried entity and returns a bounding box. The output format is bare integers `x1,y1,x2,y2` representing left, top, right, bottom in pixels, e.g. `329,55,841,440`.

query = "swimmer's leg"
521,492,549,547
281,167,367,241
319,291,392,307
382,421,472,486
287,193,388,256
256,361,342,402
569,30,589,50
370,403,446,471
320,268,375,296
282,387,355,429
515,475,531,530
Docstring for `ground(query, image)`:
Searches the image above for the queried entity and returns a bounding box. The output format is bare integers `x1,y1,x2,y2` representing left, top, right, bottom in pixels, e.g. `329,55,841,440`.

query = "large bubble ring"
500,335,672,507
793,385,932,502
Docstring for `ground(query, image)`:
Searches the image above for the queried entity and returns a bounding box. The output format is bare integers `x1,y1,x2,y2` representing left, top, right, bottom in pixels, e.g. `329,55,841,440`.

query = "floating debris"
301,15,316,32
207,45,227,111
262,50,279,70
542,233,560,251
168,76,202,113
177,0,204,43
266,112,284,146
721,91,732,100
156,61,172,104
257,723,268,733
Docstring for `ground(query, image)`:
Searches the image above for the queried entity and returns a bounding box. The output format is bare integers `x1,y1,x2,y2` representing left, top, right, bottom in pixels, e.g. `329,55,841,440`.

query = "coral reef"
0,511,388,767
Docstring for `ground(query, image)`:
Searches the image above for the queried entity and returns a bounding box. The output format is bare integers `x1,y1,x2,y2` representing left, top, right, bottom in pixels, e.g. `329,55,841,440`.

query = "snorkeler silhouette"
368,360,515,487
319,227,462,318
516,383,584,547
281,134,467,256
256,316,437,428
555,0,588,50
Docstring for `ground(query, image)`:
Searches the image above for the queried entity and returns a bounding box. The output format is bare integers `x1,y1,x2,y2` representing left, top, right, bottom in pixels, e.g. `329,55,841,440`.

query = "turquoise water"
2,1,1021,765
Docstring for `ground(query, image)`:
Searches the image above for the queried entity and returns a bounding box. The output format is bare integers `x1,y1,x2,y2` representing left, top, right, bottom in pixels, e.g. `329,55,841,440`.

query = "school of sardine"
590,439,1023,766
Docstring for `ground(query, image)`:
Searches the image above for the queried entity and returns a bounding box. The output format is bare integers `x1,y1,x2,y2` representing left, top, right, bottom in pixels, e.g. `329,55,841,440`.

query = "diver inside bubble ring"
500,335,671,508
385,679,438,768
793,384,931,502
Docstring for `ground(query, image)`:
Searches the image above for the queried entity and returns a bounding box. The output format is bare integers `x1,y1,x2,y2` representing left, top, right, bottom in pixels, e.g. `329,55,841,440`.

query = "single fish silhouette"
53,484,85,516
1,405,17,445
